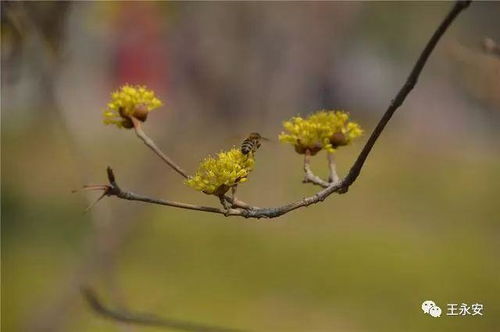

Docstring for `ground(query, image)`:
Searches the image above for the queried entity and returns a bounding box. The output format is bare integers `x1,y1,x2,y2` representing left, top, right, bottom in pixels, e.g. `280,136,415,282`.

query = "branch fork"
302,149,340,188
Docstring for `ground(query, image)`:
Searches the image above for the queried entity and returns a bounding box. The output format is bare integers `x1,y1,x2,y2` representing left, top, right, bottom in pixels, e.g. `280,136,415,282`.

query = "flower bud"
133,104,149,122
329,132,348,148
103,85,163,129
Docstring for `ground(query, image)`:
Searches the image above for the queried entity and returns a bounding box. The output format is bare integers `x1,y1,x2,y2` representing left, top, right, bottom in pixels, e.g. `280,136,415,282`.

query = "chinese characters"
446,303,483,316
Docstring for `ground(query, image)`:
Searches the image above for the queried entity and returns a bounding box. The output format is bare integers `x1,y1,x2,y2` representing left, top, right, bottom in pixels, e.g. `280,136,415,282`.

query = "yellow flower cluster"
103,84,163,128
186,148,255,196
279,110,363,154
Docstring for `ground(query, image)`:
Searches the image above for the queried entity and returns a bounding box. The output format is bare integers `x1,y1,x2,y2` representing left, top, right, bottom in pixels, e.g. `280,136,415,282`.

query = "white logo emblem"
422,300,436,314
429,306,442,317
422,300,441,318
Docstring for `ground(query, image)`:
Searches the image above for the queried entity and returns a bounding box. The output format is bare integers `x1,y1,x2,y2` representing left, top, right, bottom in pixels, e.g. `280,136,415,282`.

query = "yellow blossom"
186,148,255,196
279,110,363,154
103,84,163,128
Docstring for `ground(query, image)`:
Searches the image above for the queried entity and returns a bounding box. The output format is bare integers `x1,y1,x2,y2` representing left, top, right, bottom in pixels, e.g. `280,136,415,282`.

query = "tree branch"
339,0,471,193
82,287,243,332
100,167,244,216
86,1,471,219
95,167,342,219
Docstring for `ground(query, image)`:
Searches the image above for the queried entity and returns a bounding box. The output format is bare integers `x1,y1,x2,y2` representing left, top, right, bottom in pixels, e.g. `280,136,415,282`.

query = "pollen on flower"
103,84,163,129
279,110,363,154
186,148,255,196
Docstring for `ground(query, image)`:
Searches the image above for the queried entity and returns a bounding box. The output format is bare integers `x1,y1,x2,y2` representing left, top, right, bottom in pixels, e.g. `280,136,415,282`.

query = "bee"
240,132,269,155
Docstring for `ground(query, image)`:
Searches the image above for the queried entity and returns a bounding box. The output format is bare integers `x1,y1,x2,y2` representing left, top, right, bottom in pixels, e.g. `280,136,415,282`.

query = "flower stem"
327,152,340,184
131,117,188,179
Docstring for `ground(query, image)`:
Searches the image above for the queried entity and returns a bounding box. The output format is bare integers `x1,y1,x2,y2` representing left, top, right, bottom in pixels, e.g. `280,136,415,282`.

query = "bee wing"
260,136,272,142
228,133,272,143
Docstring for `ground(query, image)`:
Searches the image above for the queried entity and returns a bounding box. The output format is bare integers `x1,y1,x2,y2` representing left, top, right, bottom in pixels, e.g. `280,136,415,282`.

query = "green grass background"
3,123,499,331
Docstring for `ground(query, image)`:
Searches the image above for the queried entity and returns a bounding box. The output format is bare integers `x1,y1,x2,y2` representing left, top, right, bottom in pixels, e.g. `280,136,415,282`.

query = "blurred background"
2,1,500,331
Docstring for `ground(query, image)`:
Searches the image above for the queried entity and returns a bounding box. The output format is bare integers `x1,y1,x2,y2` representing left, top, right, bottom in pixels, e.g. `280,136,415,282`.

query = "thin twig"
327,152,340,184
225,186,257,209
302,150,330,188
88,1,470,219
223,196,258,210
103,167,243,216
82,287,243,332
101,167,255,215
231,186,237,201
132,117,189,179
339,0,471,193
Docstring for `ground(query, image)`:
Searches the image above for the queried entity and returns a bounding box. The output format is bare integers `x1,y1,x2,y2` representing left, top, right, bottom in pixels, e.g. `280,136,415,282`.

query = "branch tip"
106,166,116,184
